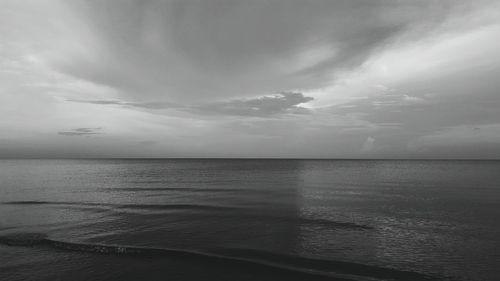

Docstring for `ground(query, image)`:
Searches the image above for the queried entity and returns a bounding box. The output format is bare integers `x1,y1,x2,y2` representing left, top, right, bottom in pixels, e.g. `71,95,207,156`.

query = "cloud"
361,136,375,153
194,92,313,117
406,124,500,158
328,91,434,119
68,92,314,117
32,0,456,103
410,124,500,148
67,99,175,110
58,127,102,136
2,0,500,158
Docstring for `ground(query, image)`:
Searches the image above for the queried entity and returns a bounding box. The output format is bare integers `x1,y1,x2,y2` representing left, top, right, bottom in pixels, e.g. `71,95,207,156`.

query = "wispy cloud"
58,127,102,136
67,99,175,110
194,92,313,117
68,93,314,117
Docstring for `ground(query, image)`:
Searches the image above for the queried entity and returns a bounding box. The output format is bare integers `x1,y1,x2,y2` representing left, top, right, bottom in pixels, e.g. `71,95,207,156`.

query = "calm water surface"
0,160,499,281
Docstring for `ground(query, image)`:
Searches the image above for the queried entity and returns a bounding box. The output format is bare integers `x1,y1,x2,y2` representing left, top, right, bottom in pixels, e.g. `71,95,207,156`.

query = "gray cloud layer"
1,0,500,158
53,0,452,102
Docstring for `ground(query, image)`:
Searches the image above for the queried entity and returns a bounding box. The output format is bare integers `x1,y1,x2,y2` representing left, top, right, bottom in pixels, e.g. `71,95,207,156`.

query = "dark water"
0,159,499,281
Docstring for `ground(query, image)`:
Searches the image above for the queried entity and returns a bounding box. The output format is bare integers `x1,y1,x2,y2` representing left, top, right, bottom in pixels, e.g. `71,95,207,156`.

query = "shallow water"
0,159,499,280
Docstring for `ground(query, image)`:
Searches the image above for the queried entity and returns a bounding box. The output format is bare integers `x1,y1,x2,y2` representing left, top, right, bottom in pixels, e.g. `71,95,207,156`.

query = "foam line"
0,233,443,281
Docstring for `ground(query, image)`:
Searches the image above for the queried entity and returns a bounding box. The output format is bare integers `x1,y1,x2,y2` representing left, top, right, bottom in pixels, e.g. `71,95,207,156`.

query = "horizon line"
1,157,499,161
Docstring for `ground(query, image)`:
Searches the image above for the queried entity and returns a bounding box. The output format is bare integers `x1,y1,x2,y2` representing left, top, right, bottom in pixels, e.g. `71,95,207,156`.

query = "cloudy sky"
1,0,500,158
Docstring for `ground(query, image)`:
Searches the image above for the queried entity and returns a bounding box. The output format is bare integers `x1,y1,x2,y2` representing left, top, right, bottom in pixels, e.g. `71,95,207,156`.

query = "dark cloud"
68,93,314,117
55,0,450,102
58,127,102,136
67,99,175,110
195,92,313,117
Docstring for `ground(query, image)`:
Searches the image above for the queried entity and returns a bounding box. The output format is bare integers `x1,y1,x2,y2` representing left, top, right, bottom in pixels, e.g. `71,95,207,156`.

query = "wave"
239,214,373,230
2,201,373,230
0,232,443,281
297,217,372,230
210,248,442,281
2,200,239,212
104,187,238,192
102,187,273,192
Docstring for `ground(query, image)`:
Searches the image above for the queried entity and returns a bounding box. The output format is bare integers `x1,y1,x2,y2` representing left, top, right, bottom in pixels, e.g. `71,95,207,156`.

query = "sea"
0,159,498,281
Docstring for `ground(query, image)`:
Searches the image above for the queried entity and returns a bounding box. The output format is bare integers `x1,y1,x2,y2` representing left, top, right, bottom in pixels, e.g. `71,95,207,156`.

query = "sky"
1,0,500,158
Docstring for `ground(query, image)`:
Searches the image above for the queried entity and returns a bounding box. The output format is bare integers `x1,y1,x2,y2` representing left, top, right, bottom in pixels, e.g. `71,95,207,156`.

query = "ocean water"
0,159,499,281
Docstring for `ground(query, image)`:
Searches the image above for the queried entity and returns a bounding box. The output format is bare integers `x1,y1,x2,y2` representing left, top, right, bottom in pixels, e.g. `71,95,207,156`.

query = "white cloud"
361,137,376,153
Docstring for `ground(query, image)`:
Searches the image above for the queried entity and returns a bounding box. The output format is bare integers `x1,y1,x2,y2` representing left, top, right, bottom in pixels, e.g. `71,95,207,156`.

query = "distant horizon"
2,157,500,161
